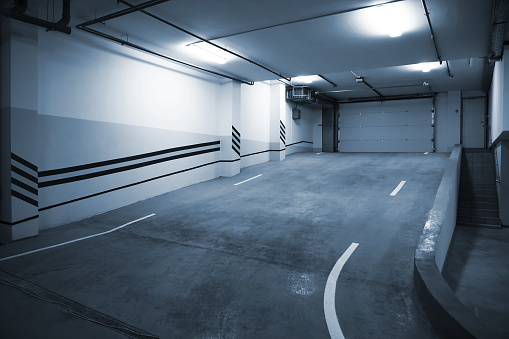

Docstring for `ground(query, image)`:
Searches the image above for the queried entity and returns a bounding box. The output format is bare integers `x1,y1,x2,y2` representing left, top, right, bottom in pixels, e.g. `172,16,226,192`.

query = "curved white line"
324,242,359,339
0,214,155,262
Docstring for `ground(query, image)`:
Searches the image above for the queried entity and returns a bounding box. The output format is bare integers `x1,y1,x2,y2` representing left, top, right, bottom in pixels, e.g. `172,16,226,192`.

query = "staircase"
457,148,501,228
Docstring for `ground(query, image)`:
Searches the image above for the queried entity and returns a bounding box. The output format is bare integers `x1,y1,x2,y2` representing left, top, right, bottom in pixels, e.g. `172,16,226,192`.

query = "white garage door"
339,98,433,152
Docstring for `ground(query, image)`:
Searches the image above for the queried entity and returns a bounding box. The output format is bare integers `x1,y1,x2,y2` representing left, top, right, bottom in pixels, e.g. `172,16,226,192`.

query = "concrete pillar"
498,140,509,225
270,82,285,162
218,81,241,177
0,18,39,243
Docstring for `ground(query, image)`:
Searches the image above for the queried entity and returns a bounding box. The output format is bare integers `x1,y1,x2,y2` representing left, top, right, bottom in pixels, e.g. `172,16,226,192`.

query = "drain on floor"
0,269,160,339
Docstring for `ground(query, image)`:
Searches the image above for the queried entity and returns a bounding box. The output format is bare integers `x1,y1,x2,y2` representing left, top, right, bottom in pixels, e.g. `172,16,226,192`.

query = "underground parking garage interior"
1,0,509,337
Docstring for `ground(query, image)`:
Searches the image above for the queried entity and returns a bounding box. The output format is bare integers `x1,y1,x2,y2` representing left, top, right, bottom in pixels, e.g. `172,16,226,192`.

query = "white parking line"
424,152,429,155
234,174,262,186
0,214,155,262
390,181,406,196
324,242,359,339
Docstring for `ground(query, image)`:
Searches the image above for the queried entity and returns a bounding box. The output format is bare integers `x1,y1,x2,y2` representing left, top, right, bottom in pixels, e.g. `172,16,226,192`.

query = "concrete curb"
414,145,503,338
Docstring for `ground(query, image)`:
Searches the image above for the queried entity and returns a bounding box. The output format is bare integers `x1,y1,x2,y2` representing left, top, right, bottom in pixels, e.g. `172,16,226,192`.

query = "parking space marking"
0,214,155,262
390,181,406,196
324,242,359,339
234,174,262,186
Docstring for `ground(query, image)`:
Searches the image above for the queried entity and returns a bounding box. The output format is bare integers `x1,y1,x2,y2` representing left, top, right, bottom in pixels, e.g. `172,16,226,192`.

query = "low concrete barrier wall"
414,144,503,338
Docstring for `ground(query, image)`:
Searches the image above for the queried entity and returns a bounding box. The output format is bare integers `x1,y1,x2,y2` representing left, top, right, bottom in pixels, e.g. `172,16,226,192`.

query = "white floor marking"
424,152,429,155
316,153,322,155
0,214,155,262
390,181,406,196
324,242,359,339
234,174,262,186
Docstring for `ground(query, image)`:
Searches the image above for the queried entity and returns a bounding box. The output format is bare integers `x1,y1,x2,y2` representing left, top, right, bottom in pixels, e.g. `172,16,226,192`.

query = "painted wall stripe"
39,160,224,211
11,177,38,195
11,165,38,184
11,189,38,207
0,215,39,226
324,242,359,339
232,145,240,156
232,125,241,137
39,141,220,177
390,181,406,196
234,174,262,186
0,214,155,262
11,153,38,172
286,141,313,147
39,147,219,187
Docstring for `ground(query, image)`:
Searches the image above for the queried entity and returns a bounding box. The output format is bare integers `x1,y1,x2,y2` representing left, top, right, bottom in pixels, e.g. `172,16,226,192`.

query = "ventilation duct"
1,0,71,34
286,86,317,104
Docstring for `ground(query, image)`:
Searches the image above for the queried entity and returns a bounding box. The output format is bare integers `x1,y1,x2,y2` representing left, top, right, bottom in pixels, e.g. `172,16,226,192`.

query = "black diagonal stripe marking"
39,160,223,211
280,121,285,129
232,138,240,150
232,145,240,156
11,153,38,172
12,189,38,207
280,136,285,143
39,141,220,177
12,165,38,184
12,178,38,196
280,127,286,136
280,131,286,140
232,126,240,137
39,147,220,188
232,132,240,144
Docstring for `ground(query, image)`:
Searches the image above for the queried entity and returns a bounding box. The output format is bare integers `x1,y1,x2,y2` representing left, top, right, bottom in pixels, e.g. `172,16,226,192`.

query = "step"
459,188,498,197
459,183,498,191
457,208,500,218
457,215,502,227
458,195,499,203
458,201,499,210
456,221,502,229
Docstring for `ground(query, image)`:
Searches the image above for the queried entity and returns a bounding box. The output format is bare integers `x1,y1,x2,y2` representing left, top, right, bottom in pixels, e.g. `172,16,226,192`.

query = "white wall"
36,28,225,228
285,103,321,155
490,56,505,142
239,81,271,168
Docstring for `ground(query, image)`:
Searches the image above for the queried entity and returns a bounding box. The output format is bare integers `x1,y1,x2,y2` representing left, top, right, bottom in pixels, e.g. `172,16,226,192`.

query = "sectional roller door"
339,98,433,152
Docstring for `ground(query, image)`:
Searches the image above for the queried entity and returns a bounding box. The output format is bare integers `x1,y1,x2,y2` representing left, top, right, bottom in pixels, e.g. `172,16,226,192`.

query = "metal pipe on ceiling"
117,0,291,82
318,75,337,87
78,0,171,27
421,0,453,77
75,25,254,85
1,0,71,34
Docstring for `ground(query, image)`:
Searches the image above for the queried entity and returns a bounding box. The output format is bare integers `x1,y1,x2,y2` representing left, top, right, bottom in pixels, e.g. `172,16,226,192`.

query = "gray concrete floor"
0,152,449,338
442,225,509,336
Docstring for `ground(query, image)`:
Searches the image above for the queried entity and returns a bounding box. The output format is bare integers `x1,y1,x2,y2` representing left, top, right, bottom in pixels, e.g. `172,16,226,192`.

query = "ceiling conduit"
421,0,453,77
76,0,253,85
1,0,71,34
118,0,291,83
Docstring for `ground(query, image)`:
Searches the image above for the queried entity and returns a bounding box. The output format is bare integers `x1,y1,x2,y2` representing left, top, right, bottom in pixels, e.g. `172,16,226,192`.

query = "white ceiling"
65,0,496,101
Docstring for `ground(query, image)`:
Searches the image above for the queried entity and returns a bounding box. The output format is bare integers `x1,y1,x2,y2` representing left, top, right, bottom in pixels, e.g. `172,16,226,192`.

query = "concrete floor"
442,225,509,336
0,152,449,338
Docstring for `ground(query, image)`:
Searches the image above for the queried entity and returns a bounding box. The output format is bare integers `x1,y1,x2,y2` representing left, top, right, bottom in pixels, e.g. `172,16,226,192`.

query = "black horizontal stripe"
232,138,240,150
39,160,224,211
11,153,38,172
39,147,220,188
232,133,240,144
220,159,240,163
11,177,38,196
286,141,313,146
39,141,220,177
12,165,38,184
12,189,38,207
232,126,240,137
232,145,240,156
240,148,286,158
0,215,39,226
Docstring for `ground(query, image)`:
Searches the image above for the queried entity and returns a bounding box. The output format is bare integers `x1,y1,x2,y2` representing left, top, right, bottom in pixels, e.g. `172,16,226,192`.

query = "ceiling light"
187,42,229,64
420,63,432,72
292,75,318,84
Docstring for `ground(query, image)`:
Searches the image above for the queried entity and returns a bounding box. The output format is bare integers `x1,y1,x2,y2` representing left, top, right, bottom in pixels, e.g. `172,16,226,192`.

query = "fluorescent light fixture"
292,75,319,84
404,61,443,73
352,1,424,38
187,42,229,64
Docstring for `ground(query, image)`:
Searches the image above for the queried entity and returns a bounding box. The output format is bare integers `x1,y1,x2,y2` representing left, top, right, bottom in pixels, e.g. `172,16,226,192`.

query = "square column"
218,81,241,177
0,18,39,243
270,82,286,161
